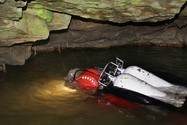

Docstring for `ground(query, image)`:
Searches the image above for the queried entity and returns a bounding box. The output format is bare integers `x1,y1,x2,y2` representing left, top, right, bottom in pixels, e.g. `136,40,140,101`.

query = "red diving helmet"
75,68,100,92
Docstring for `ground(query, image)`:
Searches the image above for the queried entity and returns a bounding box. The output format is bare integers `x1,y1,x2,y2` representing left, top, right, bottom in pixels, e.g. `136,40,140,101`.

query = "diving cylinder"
113,73,166,97
122,66,173,88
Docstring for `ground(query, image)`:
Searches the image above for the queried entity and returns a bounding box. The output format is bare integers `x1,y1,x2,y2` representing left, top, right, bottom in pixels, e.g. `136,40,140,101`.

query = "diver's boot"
158,85,187,97
154,94,186,108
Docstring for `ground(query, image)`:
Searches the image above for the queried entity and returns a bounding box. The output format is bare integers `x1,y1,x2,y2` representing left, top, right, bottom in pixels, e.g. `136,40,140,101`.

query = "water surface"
0,46,187,125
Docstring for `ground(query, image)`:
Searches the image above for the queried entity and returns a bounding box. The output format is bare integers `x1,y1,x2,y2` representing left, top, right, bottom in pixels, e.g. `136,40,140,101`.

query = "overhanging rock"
28,0,187,23
0,0,71,46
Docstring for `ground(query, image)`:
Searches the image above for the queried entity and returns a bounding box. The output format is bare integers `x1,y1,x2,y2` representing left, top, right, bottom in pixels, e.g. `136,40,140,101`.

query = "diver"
65,58,187,108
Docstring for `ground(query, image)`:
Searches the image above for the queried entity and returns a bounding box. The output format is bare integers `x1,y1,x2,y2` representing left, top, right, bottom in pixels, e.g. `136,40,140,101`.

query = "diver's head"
64,68,82,88
66,68,82,82
65,68,101,94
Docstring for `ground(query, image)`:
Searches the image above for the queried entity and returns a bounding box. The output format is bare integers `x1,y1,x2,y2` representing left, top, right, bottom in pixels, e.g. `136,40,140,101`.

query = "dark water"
0,46,187,125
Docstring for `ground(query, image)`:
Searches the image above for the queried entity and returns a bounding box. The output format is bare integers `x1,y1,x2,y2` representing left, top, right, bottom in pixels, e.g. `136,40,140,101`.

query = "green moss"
131,0,142,4
27,8,53,22
16,12,49,39
47,13,71,31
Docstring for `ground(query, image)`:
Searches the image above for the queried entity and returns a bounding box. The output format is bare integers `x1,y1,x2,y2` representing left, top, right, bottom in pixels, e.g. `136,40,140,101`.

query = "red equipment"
75,68,100,91
73,68,140,110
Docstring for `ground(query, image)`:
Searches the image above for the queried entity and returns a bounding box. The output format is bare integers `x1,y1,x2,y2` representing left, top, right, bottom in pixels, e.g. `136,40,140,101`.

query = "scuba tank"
98,58,187,107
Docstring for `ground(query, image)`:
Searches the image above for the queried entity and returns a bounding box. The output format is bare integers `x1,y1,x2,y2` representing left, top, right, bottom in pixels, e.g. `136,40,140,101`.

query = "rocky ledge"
0,0,187,71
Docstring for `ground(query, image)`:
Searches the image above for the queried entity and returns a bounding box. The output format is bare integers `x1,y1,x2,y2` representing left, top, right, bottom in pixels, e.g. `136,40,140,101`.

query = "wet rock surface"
0,0,71,46
28,0,186,23
0,46,31,67
35,18,187,52
0,0,187,68
0,0,186,46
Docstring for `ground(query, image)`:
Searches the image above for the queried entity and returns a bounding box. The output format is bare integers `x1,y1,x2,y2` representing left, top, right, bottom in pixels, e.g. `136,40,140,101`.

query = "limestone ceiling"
0,0,186,46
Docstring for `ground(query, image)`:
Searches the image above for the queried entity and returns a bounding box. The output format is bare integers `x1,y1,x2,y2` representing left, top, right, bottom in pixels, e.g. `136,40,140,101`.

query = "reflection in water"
0,46,187,125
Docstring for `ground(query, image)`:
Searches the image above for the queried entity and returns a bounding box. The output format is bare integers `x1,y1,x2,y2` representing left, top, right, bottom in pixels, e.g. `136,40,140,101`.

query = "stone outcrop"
28,0,187,23
0,0,71,46
0,0,186,46
0,45,31,72
0,0,187,68
35,18,187,52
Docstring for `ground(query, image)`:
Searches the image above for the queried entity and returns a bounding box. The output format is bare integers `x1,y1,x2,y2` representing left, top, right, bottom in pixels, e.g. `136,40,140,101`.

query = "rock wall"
28,0,186,23
0,45,31,72
0,0,186,46
0,0,187,69
35,18,187,52
0,3,71,46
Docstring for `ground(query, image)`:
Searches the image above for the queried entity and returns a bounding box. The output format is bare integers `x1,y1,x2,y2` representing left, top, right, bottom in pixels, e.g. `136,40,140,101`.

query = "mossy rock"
28,0,187,23
26,8,53,23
